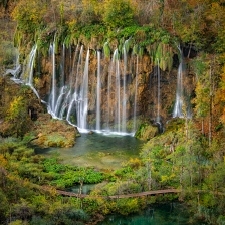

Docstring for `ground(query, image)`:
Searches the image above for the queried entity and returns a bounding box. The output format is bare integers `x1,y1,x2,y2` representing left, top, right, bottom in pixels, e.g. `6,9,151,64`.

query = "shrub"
103,0,136,29
116,198,140,215
135,123,158,141
11,0,47,34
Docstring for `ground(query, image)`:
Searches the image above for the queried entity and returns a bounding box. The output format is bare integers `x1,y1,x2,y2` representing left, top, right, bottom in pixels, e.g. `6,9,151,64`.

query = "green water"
98,203,204,225
70,132,143,155
38,132,144,169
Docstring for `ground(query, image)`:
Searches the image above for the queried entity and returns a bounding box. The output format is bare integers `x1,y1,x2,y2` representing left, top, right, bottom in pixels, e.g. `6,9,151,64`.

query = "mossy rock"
135,123,158,141
30,114,79,148
165,118,185,132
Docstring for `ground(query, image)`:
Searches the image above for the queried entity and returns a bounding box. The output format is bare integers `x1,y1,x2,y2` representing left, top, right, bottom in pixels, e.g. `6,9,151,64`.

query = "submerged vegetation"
0,0,225,224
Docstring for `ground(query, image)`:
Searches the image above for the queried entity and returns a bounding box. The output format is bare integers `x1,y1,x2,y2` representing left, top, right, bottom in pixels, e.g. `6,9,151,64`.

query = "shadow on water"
98,203,204,225
36,132,145,170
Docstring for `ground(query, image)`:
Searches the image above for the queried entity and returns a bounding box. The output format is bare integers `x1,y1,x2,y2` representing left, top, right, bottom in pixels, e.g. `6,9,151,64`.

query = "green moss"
165,119,185,132
30,115,77,148
135,123,158,141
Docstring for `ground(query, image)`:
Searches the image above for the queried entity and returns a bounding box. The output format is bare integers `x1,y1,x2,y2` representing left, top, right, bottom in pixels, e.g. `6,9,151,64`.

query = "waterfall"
60,43,65,87
61,89,70,120
53,86,67,118
65,90,75,122
157,58,161,122
75,45,84,92
96,51,101,131
122,42,128,133
48,42,57,116
5,48,21,79
113,49,121,132
66,45,84,127
22,44,40,99
71,44,80,88
76,48,89,130
64,45,79,121
106,57,113,132
23,44,37,85
173,54,184,118
11,39,195,136
17,42,151,136
54,86,66,118
133,55,139,132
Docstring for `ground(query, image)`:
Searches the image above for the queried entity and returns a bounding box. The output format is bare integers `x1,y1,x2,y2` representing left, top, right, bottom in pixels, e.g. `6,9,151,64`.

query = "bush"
42,157,104,188
135,123,158,141
116,198,140,215
11,0,47,34
103,0,136,28
0,41,17,66
0,190,9,224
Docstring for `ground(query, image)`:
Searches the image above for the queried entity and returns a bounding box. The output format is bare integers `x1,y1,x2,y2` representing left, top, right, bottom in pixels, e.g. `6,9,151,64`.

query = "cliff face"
30,43,195,133
0,2,197,134
0,17,16,74
0,75,44,137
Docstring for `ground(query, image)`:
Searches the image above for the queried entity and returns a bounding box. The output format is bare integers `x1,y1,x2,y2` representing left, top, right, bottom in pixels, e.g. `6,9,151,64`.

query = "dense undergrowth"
0,136,176,224
0,117,225,224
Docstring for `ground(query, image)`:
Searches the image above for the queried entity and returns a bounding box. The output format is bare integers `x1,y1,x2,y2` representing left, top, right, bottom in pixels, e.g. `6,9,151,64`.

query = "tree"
6,95,31,137
192,54,218,145
217,65,225,125
102,0,136,29
11,0,48,51
11,0,47,33
80,0,102,25
0,190,9,224
204,2,225,53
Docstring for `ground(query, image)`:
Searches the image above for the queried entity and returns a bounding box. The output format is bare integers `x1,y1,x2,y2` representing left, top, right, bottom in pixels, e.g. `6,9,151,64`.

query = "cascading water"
66,45,83,125
54,86,66,118
113,49,121,133
60,43,65,87
5,47,21,79
76,48,89,130
95,51,101,131
173,51,184,118
122,42,128,133
14,39,187,136
48,43,71,119
13,42,158,135
22,44,40,99
156,58,161,123
133,55,139,133
106,54,113,132
173,57,192,119
48,42,57,116
45,43,140,135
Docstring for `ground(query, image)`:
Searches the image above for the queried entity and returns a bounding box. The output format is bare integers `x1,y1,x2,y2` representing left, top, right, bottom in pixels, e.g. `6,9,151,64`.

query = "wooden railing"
55,188,181,199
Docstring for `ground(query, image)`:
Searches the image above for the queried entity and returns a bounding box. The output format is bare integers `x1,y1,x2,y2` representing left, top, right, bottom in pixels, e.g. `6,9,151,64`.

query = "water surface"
98,203,203,225
38,132,144,170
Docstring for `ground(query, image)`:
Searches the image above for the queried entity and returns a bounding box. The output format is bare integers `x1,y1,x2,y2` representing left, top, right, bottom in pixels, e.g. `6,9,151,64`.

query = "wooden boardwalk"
55,188,181,199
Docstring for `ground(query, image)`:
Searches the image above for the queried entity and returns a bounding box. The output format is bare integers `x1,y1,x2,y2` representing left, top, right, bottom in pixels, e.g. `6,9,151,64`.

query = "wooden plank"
55,189,181,199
